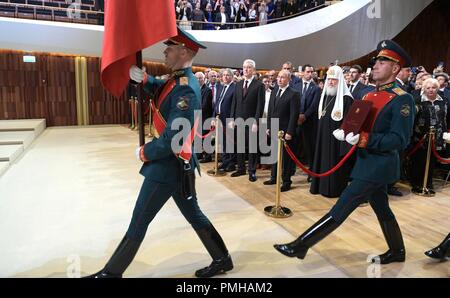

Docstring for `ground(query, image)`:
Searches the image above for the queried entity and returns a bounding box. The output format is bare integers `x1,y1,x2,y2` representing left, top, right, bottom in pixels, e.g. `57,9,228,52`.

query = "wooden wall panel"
86,57,128,125
0,50,77,126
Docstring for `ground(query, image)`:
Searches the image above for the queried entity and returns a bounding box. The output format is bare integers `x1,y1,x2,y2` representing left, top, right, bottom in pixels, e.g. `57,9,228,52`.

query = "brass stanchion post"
148,99,154,137
207,116,227,177
264,131,293,218
413,127,436,197
130,97,135,130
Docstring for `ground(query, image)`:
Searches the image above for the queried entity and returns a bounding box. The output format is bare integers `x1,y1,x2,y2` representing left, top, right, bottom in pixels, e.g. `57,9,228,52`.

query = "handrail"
0,2,103,15
0,2,326,26
176,3,327,27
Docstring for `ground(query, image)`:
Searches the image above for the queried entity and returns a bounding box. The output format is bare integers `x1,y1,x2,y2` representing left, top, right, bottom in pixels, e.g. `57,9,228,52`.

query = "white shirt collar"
396,78,405,86
421,94,443,102
244,76,254,87
278,85,288,93
351,80,359,87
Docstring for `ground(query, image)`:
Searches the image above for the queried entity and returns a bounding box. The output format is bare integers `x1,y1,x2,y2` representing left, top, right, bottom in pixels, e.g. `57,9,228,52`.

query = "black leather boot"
425,233,450,260
372,219,405,264
195,224,233,278
274,214,340,259
84,236,141,278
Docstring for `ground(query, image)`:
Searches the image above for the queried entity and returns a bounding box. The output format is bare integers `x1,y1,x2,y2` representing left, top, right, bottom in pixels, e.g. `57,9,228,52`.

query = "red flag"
101,0,177,98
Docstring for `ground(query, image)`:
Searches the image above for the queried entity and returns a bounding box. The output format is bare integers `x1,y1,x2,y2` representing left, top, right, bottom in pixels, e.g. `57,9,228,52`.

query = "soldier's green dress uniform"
274,40,415,265
86,27,233,279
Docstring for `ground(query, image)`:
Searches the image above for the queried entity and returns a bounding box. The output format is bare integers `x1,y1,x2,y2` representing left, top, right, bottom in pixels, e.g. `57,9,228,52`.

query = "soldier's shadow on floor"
421,258,450,276
11,248,344,278
11,255,106,278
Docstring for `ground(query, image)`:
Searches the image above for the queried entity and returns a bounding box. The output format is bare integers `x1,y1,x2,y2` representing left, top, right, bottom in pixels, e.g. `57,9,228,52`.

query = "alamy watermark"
66,0,81,19
170,111,281,164
366,254,382,278
367,0,381,19
66,254,81,278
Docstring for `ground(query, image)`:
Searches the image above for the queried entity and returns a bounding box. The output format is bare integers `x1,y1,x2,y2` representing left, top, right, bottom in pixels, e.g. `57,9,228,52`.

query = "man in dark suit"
436,73,450,103
195,71,214,163
208,70,220,107
229,59,265,182
264,70,300,192
293,64,321,181
282,61,301,86
213,68,237,172
348,65,367,100
396,67,413,93
215,5,230,30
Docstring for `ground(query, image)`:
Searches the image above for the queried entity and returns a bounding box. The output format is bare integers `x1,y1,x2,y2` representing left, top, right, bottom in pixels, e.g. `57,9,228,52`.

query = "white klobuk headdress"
318,65,353,121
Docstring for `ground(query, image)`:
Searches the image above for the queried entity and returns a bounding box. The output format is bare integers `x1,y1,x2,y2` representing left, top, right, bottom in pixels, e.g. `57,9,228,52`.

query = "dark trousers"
237,153,258,173
218,116,236,168
300,121,316,168
294,125,307,164
410,146,436,189
330,179,396,224
126,178,211,242
236,127,258,173
270,139,296,184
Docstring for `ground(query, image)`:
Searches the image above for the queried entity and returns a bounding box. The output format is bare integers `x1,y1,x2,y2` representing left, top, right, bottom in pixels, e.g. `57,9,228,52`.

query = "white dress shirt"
262,89,272,123
243,76,255,91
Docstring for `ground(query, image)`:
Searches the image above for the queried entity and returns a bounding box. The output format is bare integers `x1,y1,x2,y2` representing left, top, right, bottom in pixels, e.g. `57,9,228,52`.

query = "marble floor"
0,125,350,278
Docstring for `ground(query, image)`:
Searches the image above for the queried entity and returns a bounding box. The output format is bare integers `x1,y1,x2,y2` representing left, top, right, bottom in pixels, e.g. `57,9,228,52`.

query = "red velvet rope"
431,139,450,164
284,142,357,178
195,126,216,139
405,135,427,158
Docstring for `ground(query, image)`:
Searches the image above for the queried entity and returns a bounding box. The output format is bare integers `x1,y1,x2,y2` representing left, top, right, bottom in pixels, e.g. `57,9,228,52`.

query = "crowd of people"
137,59,449,197
87,26,450,279
175,0,328,30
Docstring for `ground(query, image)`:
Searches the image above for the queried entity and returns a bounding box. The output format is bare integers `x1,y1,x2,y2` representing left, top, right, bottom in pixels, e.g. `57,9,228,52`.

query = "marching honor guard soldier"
85,27,233,278
425,233,450,260
274,40,415,265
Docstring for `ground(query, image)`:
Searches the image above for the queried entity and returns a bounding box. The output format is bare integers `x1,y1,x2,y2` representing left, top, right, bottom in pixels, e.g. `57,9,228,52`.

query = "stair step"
0,145,24,162
0,131,35,149
0,161,10,177
0,119,46,136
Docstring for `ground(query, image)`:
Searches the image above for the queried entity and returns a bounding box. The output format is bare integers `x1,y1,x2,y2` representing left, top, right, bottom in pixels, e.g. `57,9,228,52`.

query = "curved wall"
0,0,433,69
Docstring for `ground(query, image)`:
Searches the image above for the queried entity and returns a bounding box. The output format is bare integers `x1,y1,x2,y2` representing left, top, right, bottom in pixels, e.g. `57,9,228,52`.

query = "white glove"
135,147,142,161
333,129,345,141
443,132,450,142
345,132,360,145
129,66,146,83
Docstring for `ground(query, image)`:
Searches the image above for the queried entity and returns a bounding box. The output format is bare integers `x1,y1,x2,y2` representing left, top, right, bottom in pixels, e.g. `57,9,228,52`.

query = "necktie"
243,80,249,97
211,83,215,104
303,82,308,95
274,88,282,106
217,85,228,114
350,84,354,93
